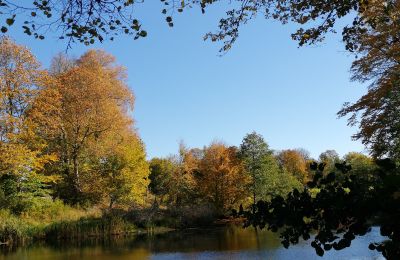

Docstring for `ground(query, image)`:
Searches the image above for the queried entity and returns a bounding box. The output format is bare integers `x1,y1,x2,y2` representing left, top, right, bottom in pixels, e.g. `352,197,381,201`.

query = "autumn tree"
338,1,400,160
277,149,309,184
32,50,137,203
197,142,250,214
168,142,198,207
92,131,150,210
0,36,57,212
49,53,75,75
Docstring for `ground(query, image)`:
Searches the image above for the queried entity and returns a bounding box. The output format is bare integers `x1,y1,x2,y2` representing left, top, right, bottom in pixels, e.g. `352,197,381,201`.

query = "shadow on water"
0,225,387,260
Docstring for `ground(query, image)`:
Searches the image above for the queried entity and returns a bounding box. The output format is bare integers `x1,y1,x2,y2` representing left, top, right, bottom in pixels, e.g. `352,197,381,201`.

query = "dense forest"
0,36,381,247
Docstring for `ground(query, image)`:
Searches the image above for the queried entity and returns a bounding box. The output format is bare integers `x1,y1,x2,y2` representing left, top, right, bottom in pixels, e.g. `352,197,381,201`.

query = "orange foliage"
197,142,250,214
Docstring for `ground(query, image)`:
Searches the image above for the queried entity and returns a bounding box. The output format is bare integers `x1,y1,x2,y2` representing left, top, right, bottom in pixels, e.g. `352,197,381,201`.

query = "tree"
277,149,309,184
319,150,340,173
94,132,150,210
198,142,250,214
169,142,199,207
32,50,135,203
149,157,176,206
0,36,57,212
337,1,400,159
239,132,272,207
202,0,393,53
261,155,302,201
343,152,377,182
49,53,75,75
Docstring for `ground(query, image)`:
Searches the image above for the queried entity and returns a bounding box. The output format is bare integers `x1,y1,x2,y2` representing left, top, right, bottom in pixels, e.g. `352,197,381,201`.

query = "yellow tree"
33,50,136,202
167,142,198,207
0,36,56,176
277,149,309,184
197,142,250,214
0,37,58,211
86,129,150,210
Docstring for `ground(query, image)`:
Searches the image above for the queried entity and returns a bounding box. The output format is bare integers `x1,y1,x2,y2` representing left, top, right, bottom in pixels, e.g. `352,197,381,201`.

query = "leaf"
6,18,14,26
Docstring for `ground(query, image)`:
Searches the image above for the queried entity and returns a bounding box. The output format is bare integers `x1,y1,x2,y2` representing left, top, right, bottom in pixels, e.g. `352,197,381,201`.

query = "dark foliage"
243,160,400,259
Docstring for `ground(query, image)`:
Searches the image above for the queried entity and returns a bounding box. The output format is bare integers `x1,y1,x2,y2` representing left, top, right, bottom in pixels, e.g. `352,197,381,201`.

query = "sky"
5,2,368,159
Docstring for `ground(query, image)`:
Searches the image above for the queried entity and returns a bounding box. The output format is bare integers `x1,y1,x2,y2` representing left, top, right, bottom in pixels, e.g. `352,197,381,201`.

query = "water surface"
0,226,386,259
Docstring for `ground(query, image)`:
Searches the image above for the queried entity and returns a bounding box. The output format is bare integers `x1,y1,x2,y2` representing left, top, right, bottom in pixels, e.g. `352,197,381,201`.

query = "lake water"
0,226,386,260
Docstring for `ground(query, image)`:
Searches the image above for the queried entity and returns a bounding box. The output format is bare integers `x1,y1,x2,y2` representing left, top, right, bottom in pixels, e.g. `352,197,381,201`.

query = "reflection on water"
0,225,386,260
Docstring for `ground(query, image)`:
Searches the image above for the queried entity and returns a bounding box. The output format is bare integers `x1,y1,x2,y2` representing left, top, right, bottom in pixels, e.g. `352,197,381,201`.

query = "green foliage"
0,173,53,215
239,132,272,204
239,132,301,203
318,149,340,174
0,210,30,244
260,156,302,201
95,135,150,209
149,158,175,199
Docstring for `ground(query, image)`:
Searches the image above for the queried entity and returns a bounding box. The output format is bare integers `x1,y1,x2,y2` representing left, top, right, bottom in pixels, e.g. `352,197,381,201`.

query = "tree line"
0,37,378,220
148,136,379,219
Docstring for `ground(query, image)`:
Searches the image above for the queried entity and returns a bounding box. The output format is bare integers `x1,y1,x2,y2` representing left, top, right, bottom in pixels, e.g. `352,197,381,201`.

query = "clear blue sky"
7,2,367,159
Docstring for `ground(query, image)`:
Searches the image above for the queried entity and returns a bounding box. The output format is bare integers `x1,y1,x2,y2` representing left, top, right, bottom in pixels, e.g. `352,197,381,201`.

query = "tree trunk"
72,152,81,192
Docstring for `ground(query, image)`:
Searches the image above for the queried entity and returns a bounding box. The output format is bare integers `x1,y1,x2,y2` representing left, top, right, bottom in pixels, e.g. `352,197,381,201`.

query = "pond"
0,225,386,260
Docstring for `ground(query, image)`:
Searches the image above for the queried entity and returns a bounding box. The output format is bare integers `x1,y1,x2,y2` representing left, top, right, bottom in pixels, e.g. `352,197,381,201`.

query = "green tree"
343,152,377,182
96,133,150,210
319,149,340,174
239,132,272,207
149,157,176,206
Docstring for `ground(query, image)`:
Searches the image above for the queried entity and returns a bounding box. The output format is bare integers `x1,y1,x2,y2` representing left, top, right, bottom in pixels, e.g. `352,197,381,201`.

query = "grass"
0,198,138,245
44,215,136,240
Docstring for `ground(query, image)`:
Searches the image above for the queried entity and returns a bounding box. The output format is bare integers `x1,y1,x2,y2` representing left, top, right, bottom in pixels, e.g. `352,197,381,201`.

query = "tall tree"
0,37,56,211
32,50,135,203
239,132,272,208
169,142,198,207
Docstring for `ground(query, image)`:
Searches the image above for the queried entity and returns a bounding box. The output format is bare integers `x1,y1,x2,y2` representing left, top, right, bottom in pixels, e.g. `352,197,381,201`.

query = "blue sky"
6,2,367,159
